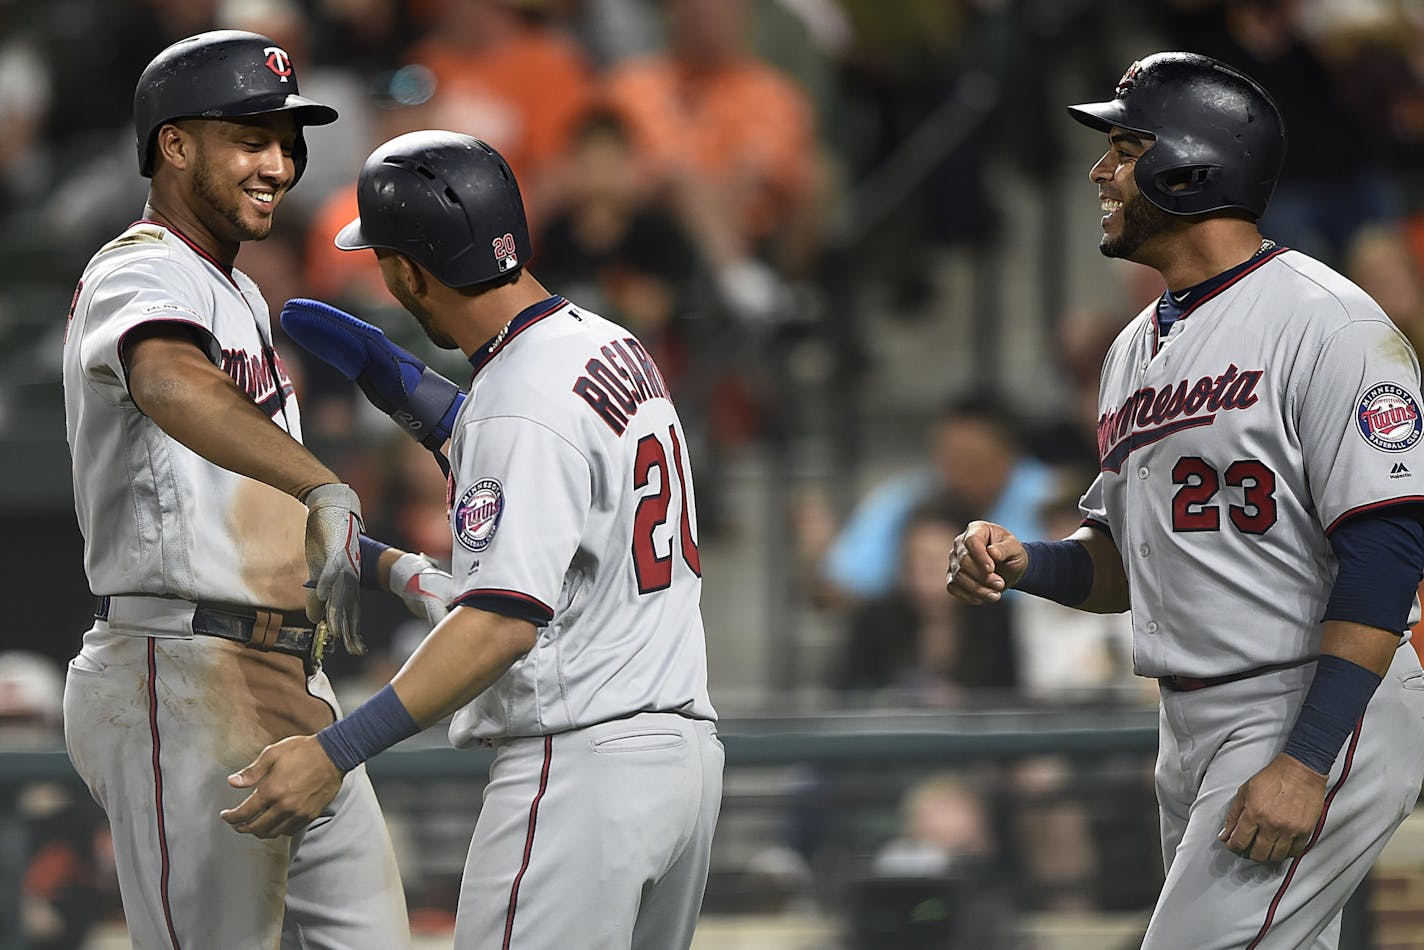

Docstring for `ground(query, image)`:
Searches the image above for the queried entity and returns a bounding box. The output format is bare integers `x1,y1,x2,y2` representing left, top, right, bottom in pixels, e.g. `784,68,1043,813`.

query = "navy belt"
1158,659,1313,692
95,596,321,665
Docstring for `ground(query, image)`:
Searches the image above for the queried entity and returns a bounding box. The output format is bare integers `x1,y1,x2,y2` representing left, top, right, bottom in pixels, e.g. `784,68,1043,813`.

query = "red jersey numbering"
631,425,700,594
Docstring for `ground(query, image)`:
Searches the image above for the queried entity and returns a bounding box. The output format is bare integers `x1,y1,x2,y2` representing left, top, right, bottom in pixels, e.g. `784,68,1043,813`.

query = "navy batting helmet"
134,30,338,184
335,131,532,289
1068,52,1286,219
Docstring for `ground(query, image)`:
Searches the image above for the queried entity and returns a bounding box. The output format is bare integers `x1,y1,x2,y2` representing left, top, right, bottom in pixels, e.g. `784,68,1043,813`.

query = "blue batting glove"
280,298,465,450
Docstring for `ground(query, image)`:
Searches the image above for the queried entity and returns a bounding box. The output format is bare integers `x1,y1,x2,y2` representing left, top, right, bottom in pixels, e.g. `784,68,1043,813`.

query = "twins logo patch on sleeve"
1356,383,1423,452
455,478,504,552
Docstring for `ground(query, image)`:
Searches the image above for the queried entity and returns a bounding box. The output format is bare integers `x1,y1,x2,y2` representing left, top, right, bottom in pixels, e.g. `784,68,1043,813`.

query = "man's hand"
389,552,453,628
1218,753,1327,863
303,483,365,654
946,520,1027,604
221,735,344,839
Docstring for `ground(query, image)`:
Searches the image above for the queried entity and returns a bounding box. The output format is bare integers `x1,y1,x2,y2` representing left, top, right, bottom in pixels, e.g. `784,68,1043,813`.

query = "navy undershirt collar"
467,294,566,378
1156,240,1284,338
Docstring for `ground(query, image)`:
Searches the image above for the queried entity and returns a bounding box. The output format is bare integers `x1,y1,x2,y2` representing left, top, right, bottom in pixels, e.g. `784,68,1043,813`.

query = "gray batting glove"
388,552,453,629
303,483,365,655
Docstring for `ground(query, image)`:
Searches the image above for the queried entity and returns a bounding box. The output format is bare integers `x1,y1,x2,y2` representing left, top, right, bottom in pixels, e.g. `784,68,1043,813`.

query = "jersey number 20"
1171,456,1278,534
632,425,702,593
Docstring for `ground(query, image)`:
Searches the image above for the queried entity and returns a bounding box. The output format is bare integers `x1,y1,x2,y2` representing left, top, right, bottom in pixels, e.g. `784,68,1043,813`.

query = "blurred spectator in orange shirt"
534,106,702,390
405,0,592,191
603,0,824,319
307,0,595,308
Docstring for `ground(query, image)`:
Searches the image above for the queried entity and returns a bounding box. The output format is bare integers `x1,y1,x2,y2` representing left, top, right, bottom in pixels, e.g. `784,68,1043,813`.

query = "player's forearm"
1278,620,1401,776
390,606,538,727
1318,620,1402,677
129,339,339,500
1067,525,1130,613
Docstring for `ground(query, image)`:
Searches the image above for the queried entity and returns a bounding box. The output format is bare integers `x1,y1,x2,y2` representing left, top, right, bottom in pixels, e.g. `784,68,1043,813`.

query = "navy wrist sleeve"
1324,507,1424,633
1282,655,1382,775
358,534,391,590
1016,540,1094,607
316,684,421,773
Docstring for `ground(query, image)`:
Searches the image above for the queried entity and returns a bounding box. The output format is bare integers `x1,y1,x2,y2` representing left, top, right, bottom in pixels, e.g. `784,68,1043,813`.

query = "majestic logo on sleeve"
454,478,504,552
1356,383,1422,452
1097,363,1264,472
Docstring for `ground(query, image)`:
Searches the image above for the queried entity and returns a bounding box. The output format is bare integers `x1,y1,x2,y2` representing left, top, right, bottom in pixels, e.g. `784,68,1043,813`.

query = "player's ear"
154,121,194,175
398,255,429,299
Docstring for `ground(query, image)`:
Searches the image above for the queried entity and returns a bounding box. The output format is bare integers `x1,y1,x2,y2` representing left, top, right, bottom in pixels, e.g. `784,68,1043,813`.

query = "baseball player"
60,32,448,949
947,52,1424,949
220,131,724,950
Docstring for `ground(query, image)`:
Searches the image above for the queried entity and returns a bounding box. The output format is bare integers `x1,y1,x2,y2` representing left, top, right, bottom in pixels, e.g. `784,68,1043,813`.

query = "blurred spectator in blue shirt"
820,392,1054,603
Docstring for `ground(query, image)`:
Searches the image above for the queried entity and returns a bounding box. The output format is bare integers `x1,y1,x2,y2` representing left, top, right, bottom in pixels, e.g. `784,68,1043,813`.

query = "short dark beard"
1099,190,1175,260
191,145,272,243
391,277,459,350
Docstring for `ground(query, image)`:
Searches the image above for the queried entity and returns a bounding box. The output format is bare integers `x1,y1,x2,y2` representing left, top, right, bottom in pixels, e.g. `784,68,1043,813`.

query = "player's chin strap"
280,298,464,477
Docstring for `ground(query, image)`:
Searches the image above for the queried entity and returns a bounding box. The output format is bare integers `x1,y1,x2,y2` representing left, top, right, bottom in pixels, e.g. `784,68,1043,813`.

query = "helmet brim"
210,92,339,127
334,216,371,251
1066,101,1152,139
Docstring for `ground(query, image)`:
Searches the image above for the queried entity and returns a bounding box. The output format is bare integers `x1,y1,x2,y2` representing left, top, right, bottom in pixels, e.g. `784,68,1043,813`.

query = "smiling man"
59,31,438,949
948,52,1424,948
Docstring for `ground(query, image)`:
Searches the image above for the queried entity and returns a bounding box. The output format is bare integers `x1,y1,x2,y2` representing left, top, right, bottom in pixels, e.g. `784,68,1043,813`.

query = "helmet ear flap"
1151,164,1220,197
292,132,309,184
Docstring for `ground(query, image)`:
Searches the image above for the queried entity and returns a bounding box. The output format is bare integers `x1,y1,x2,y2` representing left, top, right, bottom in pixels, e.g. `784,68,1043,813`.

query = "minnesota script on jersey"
445,296,717,742
1081,247,1424,678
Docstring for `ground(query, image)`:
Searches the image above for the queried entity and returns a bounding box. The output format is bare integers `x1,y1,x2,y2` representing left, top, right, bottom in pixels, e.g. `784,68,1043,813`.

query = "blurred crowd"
7,0,1424,943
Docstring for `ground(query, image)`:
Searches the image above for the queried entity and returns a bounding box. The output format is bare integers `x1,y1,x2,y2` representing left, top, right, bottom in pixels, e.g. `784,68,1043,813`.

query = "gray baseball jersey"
61,220,408,948
439,294,721,950
1078,245,1424,948
1080,246,1424,678
445,294,717,743
64,220,309,614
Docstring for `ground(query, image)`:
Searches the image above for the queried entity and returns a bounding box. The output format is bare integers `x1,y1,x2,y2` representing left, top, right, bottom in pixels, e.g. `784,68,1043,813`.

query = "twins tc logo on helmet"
1356,383,1422,452
1117,60,1142,94
455,478,504,552
263,46,292,82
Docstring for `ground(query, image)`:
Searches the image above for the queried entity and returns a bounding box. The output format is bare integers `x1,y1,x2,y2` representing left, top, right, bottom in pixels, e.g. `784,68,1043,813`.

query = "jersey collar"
133,218,239,289
1156,243,1289,330
467,294,566,378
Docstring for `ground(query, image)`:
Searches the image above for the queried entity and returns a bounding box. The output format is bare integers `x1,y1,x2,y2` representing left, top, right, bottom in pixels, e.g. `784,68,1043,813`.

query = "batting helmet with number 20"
335,131,534,289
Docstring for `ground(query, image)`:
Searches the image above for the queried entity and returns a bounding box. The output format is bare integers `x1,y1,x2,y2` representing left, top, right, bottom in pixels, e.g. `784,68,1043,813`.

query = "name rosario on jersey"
221,345,294,418
1098,363,1263,472
572,336,673,436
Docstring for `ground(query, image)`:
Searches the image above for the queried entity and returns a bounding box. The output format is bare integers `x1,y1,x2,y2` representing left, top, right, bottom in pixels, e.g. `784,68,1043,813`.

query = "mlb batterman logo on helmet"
455,478,504,552
1356,383,1423,452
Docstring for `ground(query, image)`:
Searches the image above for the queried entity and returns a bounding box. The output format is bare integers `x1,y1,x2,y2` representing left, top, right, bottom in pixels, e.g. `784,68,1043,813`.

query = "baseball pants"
63,625,410,950
1144,644,1424,949
453,712,724,950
